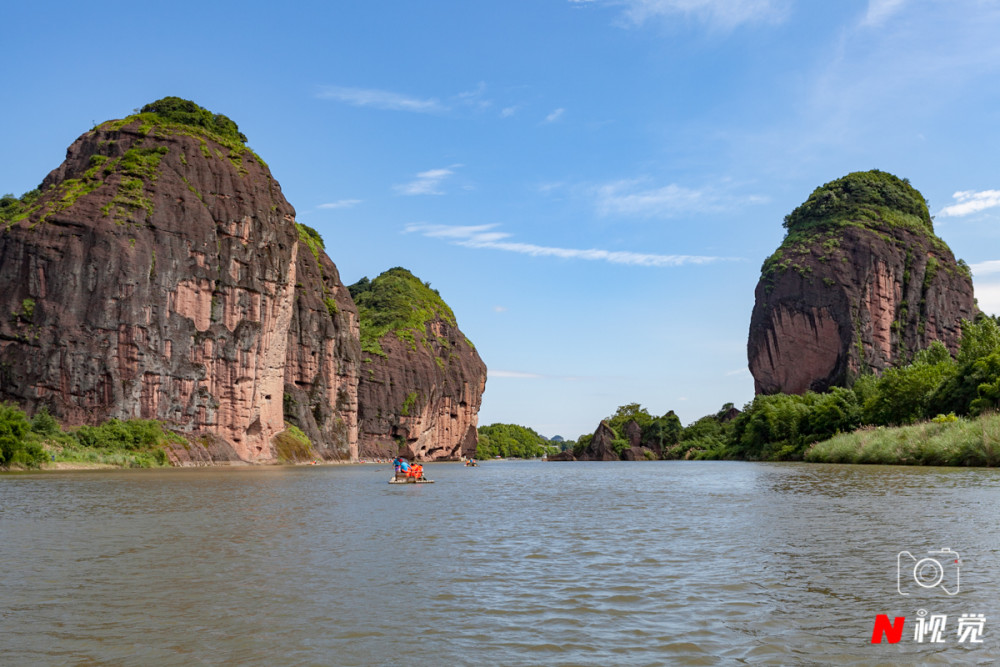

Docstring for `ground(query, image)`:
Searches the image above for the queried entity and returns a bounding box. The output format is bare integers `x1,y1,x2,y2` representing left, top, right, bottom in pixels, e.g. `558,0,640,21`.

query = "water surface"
3,461,999,665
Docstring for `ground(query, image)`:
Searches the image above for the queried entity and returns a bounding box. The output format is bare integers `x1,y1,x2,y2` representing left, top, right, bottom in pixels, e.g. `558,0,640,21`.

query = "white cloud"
599,0,790,30
500,106,518,118
938,190,1000,218
393,167,460,196
594,178,767,217
493,305,508,313
975,281,1000,316
318,199,362,210
861,0,907,27
455,82,492,111
316,86,445,113
404,223,738,267
489,370,545,379
725,368,751,377
545,108,565,123
971,260,1000,276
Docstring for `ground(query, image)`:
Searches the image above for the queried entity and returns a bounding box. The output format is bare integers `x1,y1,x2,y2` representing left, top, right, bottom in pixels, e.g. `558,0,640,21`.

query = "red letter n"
871,615,906,643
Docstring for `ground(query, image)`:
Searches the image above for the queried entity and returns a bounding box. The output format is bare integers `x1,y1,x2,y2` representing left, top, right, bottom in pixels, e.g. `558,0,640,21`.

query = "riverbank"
805,412,1000,466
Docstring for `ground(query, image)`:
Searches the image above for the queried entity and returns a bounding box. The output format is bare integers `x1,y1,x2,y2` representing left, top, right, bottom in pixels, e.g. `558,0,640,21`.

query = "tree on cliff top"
96,97,263,166
349,267,459,357
782,169,933,235
139,97,248,144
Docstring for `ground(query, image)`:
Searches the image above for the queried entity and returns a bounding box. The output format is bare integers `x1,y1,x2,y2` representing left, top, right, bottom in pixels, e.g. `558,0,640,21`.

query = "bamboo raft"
388,474,435,484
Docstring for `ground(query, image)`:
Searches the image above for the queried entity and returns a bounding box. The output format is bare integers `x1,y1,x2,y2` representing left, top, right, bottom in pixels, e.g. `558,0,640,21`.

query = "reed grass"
804,413,1000,466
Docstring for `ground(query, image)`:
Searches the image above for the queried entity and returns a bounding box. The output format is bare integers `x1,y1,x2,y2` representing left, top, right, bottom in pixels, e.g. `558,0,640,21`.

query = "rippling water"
3,461,1000,665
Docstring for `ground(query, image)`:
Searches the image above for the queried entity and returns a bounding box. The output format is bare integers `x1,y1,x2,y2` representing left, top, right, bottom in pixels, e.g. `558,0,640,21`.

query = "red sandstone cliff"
0,99,361,463
350,268,487,461
748,171,976,395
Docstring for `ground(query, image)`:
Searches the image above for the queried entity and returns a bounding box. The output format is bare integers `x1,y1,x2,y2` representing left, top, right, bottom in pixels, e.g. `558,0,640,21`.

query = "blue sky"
3,0,1000,439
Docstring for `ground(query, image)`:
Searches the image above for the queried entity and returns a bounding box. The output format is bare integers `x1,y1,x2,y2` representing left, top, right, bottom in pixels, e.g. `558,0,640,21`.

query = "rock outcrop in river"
0,98,484,463
748,170,976,395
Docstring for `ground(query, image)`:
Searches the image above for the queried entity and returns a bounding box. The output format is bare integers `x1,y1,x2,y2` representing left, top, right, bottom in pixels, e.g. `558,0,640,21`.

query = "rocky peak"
748,170,976,395
0,98,359,462
349,268,487,460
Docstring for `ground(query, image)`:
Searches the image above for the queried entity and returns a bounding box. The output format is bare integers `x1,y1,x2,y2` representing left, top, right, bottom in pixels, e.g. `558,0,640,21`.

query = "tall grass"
804,413,1000,466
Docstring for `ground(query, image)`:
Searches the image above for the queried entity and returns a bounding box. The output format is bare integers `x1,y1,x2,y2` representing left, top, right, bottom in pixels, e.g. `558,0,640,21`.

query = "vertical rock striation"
748,171,976,395
283,227,361,460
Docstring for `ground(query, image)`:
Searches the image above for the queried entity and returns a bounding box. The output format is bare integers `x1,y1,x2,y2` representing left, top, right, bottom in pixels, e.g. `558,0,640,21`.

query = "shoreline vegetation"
3,316,999,472
544,314,1000,468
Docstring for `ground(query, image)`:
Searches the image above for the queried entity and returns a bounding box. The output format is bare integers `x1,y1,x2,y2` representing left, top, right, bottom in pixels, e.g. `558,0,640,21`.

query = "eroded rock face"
0,108,359,462
357,318,486,461
284,248,361,460
748,172,976,394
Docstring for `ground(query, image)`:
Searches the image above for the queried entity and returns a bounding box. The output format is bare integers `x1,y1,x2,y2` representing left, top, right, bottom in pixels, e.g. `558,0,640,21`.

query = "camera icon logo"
897,548,960,596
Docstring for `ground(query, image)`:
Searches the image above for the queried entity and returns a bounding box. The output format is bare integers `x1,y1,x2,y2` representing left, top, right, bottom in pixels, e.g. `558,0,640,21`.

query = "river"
2,460,999,665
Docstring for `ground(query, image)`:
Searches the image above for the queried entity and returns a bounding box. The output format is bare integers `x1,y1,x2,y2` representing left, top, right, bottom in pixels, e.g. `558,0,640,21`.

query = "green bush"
140,97,248,145
30,407,60,435
0,403,45,468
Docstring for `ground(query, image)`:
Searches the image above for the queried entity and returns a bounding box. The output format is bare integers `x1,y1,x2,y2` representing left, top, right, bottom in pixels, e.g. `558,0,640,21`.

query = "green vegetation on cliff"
783,169,932,235
761,170,967,283
99,96,265,169
137,97,248,145
348,267,459,357
3,98,264,230
296,222,325,262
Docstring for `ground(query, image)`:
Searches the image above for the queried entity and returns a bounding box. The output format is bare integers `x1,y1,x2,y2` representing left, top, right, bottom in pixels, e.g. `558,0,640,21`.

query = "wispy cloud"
316,85,445,113
405,223,738,267
318,199,362,210
593,178,767,217
938,190,1000,218
861,0,907,27
500,106,519,118
317,82,505,116
545,108,565,123
579,0,790,30
971,260,1000,276
394,166,460,196
456,82,492,111
490,370,545,379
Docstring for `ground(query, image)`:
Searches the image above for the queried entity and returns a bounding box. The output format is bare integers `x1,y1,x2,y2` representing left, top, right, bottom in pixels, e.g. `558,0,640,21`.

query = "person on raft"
392,457,423,480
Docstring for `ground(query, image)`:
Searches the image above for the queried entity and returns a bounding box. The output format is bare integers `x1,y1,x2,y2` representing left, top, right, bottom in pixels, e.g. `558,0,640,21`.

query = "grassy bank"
804,413,1000,466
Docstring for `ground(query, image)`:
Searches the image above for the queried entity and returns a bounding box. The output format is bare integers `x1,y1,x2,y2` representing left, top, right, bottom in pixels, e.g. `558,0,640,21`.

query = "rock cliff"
748,170,976,395
0,98,361,462
282,224,361,460
349,268,486,461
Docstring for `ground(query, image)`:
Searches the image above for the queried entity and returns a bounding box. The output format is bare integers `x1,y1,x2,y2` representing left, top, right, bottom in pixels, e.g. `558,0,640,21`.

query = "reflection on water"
3,462,1000,665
